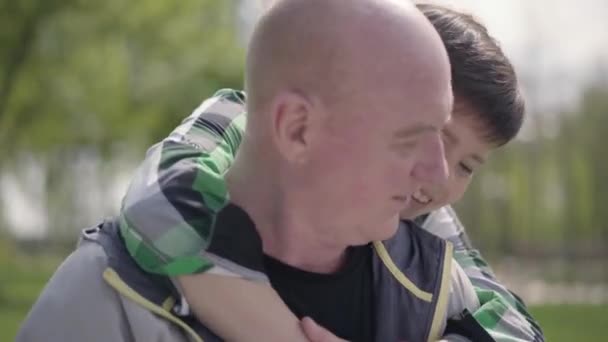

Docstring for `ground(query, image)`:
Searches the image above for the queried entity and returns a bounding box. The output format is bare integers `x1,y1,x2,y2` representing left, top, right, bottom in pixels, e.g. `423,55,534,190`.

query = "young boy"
119,4,542,341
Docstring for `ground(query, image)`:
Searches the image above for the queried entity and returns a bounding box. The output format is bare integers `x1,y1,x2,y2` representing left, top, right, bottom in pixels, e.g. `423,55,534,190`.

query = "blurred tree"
457,83,608,261
0,0,244,158
0,0,245,241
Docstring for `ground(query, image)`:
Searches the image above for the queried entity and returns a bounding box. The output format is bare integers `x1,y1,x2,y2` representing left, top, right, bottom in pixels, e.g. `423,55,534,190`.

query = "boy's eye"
457,162,473,176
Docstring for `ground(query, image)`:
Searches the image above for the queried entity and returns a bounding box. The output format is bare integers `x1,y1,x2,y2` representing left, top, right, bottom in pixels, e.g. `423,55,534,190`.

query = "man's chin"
371,215,400,242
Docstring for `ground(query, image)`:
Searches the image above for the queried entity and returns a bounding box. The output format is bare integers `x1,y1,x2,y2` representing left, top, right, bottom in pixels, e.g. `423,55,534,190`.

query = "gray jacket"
17,219,481,342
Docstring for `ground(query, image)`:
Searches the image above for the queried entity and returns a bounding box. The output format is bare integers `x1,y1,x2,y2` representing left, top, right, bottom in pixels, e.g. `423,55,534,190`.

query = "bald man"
17,1,477,341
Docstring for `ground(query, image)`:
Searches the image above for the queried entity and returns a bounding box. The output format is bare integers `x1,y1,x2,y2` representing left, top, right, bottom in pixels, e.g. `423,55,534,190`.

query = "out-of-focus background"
1,0,607,340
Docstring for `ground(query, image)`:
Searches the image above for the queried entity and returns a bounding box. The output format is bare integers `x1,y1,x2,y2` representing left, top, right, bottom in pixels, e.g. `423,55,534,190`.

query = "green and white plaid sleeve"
423,206,545,342
119,89,248,277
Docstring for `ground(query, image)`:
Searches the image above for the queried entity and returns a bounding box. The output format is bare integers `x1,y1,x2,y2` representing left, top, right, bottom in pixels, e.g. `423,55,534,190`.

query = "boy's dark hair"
418,3,525,146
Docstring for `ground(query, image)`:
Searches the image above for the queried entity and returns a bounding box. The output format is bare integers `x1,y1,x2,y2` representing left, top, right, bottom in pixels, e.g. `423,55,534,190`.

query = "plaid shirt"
119,89,545,342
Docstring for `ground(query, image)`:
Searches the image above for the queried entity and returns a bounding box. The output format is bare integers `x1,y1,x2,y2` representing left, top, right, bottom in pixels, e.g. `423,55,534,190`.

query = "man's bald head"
245,0,452,120
232,0,454,247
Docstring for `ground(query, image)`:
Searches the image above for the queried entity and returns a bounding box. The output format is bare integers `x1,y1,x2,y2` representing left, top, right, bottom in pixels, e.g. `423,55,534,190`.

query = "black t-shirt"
264,246,374,342
208,204,375,341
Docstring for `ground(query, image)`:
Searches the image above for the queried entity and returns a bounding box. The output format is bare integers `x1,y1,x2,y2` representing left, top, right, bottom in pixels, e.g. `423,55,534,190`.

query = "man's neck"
226,158,348,274
258,213,349,274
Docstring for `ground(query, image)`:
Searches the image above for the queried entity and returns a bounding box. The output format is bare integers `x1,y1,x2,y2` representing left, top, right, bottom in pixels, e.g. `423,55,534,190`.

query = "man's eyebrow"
393,124,438,139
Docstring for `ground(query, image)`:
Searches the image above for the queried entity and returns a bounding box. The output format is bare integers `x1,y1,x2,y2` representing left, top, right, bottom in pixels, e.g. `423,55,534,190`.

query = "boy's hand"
300,317,349,342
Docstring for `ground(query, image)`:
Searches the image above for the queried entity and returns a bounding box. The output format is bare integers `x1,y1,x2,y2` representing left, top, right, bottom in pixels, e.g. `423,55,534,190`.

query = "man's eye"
393,140,417,156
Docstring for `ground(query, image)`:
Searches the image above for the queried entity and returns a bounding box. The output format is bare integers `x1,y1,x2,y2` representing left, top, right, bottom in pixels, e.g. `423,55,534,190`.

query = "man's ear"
269,90,318,163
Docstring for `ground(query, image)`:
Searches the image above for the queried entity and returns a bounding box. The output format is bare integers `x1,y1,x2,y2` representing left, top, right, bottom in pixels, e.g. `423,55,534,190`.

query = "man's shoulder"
18,240,196,342
17,242,123,341
57,240,111,286
41,240,114,303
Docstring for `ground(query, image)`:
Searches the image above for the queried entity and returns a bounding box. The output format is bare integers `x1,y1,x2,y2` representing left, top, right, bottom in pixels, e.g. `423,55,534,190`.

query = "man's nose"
411,132,449,184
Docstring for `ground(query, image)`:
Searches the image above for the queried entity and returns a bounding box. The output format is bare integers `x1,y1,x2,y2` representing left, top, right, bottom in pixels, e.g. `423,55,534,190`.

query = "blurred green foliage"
0,0,244,158
0,0,247,240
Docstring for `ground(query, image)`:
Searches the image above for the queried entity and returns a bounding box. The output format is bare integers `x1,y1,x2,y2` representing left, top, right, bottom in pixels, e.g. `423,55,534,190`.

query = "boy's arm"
119,89,310,341
178,274,310,342
423,206,545,342
119,88,248,277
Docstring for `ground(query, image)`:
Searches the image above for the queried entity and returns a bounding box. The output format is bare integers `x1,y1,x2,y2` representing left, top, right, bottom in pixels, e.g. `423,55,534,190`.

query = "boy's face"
400,99,496,219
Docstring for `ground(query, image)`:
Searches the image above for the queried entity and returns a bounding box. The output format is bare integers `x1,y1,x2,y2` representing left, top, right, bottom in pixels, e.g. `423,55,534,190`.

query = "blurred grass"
1,243,607,341
530,304,608,342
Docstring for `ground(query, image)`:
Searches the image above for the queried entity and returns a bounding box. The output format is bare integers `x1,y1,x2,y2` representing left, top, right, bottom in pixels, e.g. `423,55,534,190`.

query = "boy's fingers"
300,317,348,342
